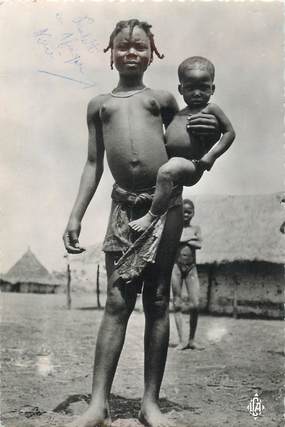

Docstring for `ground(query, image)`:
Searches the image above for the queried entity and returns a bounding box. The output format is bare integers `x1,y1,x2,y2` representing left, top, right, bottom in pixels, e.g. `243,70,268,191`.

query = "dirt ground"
0,293,283,427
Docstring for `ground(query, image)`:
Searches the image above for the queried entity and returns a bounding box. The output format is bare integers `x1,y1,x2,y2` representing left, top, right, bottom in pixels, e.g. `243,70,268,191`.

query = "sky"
1,1,283,272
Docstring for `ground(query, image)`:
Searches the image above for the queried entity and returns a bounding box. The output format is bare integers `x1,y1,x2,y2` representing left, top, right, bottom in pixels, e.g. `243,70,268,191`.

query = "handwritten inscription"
34,14,98,87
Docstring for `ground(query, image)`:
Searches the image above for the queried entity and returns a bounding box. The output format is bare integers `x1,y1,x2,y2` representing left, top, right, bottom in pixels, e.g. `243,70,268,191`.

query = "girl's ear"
211,84,215,95
178,84,183,95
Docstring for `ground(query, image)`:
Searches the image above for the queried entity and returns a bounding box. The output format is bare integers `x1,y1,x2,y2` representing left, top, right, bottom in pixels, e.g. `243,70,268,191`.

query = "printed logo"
247,392,265,419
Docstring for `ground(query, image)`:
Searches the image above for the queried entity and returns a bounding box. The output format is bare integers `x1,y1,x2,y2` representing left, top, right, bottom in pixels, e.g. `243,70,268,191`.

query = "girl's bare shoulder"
150,89,177,107
87,93,111,113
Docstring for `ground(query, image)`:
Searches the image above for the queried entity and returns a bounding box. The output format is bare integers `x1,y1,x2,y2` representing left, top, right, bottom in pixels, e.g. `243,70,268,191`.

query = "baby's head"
104,19,164,70
178,56,215,108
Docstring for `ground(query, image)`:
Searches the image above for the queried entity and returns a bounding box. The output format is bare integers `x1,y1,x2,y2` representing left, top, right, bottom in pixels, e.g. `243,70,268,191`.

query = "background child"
129,56,235,233
171,199,204,350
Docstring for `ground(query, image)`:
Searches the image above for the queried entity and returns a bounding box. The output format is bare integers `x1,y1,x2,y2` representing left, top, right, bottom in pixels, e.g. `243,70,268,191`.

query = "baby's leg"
129,157,202,233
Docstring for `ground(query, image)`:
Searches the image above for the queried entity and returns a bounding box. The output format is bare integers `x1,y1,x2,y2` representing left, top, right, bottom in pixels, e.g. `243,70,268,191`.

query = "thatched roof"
3,248,57,285
189,192,284,264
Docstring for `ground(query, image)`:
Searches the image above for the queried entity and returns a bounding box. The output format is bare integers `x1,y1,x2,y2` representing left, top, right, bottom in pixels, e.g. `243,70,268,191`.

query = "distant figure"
171,199,204,350
280,196,284,233
129,56,235,233
62,20,220,427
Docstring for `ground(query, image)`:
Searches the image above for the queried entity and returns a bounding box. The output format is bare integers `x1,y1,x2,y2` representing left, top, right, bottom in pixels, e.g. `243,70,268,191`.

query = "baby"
129,56,236,232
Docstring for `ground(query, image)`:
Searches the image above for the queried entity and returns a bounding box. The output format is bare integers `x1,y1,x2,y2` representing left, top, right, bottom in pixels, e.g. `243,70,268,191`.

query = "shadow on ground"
53,393,188,420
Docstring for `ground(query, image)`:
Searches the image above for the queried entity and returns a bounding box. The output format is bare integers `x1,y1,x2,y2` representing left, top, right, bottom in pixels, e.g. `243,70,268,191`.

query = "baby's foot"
66,405,111,427
129,212,154,233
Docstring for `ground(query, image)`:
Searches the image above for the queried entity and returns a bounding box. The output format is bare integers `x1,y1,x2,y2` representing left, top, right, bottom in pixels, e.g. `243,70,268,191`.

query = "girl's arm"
63,97,105,253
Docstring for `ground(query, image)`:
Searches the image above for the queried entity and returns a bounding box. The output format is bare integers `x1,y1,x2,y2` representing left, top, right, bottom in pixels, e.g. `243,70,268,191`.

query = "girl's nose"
128,47,136,55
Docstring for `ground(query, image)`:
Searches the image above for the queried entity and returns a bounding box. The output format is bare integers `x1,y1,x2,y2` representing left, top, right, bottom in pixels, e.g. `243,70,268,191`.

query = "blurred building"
0,248,62,294
187,192,284,319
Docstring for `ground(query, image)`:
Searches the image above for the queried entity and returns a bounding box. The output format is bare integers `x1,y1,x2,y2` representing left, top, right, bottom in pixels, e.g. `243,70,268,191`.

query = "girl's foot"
67,405,111,427
138,402,173,427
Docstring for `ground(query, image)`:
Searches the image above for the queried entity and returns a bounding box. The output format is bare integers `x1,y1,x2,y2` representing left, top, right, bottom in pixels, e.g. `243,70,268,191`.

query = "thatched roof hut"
191,192,284,265
186,192,284,319
1,248,61,293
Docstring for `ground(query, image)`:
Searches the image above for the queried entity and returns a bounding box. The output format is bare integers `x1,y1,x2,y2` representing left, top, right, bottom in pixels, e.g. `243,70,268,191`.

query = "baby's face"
179,68,215,108
112,26,151,76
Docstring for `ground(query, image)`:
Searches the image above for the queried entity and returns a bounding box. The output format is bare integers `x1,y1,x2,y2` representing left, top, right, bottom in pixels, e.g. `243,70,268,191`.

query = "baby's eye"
200,85,210,90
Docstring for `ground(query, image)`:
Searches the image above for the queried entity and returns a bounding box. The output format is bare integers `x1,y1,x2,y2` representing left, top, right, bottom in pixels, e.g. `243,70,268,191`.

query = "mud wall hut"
190,193,284,319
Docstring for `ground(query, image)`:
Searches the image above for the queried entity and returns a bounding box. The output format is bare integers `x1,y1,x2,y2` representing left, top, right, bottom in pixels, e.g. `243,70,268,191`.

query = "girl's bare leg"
139,205,183,427
67,252,138,427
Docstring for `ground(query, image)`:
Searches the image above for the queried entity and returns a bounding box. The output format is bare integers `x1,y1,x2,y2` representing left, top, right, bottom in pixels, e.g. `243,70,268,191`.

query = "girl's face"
112,26,151,76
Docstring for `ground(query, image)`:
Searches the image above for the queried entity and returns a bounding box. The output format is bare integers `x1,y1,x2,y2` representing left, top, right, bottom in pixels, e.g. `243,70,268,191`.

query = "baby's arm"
200,103,235,171
63,97,105,254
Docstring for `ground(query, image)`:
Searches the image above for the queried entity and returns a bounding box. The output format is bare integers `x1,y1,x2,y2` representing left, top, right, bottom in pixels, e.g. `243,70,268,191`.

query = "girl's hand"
63,220,85,254
187,112,221,139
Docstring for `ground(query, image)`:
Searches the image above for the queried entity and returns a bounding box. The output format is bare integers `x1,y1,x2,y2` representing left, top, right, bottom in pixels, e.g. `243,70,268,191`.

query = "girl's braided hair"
104,19,164,69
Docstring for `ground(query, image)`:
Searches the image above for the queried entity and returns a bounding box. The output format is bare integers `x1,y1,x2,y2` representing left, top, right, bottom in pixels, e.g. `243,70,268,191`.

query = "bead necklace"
111,87,148,98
